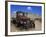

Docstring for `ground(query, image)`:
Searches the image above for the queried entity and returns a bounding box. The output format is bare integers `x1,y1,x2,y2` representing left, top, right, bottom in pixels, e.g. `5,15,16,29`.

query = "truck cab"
12,11,35,30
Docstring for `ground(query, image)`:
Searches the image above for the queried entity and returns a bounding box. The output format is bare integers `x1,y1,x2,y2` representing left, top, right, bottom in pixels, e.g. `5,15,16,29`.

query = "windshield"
18,13,23,16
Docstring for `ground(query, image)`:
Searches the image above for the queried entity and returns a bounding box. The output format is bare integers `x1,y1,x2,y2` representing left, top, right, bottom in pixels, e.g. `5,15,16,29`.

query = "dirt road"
10,20,42,32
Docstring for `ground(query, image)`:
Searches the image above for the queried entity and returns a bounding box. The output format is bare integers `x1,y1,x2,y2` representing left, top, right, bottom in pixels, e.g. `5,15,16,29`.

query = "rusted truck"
12,11,35,30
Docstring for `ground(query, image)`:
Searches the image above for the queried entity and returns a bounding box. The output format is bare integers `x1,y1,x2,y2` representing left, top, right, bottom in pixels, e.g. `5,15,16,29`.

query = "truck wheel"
30,20,35,28
12,19,16,24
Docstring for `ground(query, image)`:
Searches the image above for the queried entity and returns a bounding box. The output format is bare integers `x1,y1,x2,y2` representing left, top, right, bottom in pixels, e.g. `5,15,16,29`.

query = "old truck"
12,11,35,30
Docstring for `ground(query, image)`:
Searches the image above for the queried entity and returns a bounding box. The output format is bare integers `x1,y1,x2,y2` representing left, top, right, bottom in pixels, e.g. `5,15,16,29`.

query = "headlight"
24,22,26,24
20,21,23,24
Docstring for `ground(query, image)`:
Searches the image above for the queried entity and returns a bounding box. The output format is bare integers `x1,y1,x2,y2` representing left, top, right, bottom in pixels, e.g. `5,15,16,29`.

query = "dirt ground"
10,20,42,32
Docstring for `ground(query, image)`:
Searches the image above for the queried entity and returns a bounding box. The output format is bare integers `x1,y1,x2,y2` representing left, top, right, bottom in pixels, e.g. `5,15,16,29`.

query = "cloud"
27,7,32,10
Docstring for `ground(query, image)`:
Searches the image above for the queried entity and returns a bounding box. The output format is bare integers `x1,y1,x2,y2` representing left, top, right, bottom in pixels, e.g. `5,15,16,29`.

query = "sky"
10,5,42,16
